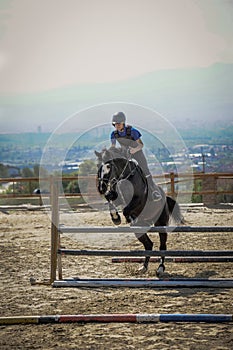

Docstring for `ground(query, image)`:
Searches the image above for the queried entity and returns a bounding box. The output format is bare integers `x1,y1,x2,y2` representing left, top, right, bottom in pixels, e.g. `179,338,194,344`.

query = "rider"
110,111,162,201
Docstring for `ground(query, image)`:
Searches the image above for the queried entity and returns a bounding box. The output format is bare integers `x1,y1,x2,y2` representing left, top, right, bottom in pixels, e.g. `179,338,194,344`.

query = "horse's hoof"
125,216,131,224
137,265,147,274
156,264,165,278
111,213,121,225
125,215,138,225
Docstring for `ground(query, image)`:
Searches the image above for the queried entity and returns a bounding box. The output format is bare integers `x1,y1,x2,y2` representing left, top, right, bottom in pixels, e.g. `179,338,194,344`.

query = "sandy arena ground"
0,205,233,349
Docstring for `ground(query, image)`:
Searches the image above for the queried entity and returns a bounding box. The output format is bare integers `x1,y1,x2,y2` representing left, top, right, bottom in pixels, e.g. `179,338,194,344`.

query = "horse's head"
95,147,126,200
94,149,114,198
96,161,111,195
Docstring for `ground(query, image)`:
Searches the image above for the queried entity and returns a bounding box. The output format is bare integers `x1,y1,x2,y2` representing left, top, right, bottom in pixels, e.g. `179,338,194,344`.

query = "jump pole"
52,278,233,288
59,226,233,233
0,314,232,325
58,249,233,257
112,257,233,263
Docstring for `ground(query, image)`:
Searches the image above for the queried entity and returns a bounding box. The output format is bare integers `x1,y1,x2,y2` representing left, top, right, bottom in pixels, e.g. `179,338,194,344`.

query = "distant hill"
0,63,233,132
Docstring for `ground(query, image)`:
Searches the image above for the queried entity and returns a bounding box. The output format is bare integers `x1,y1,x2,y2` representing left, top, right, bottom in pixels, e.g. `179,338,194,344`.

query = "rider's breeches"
132,150,151,176
132,151,159,191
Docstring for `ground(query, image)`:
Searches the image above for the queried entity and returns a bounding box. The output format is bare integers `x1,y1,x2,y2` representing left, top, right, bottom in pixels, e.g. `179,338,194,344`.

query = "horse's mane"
101,147,128,162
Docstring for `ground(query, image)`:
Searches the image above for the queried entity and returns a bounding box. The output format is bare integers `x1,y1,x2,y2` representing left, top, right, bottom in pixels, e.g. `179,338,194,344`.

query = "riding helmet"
112,112,126,124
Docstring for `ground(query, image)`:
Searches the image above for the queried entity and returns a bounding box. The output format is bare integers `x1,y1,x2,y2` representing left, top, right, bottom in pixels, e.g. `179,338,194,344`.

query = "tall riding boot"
145,174,162,201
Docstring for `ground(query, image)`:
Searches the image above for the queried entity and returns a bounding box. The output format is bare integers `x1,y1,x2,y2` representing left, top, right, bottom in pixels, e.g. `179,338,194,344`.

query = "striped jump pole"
52,278,233,288
0,313,232,325
111,257,233,263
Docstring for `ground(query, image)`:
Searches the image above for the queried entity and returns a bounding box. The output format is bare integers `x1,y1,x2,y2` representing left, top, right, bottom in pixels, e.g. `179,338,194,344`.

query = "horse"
95,147,184,276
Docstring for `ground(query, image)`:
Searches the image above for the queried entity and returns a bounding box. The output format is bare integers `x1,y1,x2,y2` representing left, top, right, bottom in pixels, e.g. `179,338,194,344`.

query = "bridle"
98,158,137,195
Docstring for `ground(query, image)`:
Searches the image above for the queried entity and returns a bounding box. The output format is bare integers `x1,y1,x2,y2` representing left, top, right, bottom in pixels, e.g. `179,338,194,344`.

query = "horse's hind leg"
137,233,153,274
156,232,167,277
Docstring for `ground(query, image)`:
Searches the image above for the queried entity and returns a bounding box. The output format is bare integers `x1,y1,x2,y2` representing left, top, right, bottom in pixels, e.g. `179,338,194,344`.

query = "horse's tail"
166,196,186,224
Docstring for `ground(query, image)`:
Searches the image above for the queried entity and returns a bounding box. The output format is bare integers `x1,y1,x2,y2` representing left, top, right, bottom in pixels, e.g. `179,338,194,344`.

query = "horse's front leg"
123,200,141,225
108,201,121,225
156,232,167,277
137,233,153,274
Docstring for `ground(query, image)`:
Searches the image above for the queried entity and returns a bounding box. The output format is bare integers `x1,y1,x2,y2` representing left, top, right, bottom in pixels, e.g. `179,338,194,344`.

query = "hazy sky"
0,0,233,94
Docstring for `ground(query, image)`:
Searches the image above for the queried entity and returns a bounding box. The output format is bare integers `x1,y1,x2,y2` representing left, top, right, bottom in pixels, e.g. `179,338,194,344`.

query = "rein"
108,158,137,189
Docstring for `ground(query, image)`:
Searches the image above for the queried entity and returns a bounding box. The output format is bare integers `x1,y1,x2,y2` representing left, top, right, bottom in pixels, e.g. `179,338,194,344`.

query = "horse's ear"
95,150,102,159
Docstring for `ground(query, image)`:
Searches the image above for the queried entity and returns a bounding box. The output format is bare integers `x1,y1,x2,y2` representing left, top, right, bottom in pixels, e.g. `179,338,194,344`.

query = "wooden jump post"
50,178,61,283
